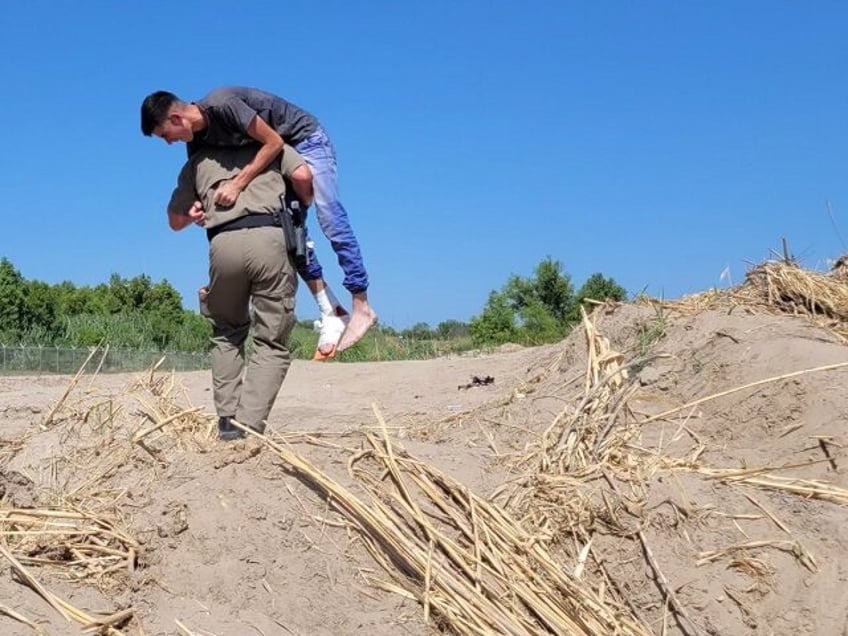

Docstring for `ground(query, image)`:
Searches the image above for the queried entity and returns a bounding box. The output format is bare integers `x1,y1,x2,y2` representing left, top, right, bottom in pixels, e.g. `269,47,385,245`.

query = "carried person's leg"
306,278,349,360
205,232,252,439
295,128,377,351
285,168,348,359
237,226,298,432
292,222,348,360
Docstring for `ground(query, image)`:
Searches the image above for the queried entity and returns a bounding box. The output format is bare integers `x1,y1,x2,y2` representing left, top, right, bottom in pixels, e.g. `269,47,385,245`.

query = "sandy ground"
1,302,847,635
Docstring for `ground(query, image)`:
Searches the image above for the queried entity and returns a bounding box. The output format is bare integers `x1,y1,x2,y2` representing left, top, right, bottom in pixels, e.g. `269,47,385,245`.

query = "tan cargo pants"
200,225,297,432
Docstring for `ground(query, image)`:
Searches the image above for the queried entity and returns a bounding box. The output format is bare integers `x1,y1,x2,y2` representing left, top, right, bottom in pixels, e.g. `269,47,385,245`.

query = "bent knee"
291,164,312,185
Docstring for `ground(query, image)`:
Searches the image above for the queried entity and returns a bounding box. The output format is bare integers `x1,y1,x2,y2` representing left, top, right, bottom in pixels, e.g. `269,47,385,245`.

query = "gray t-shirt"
187,86,319,157
168,145,306,230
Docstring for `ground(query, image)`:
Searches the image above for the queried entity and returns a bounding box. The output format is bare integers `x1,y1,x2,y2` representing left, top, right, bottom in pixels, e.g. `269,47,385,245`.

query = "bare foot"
337,293,377,351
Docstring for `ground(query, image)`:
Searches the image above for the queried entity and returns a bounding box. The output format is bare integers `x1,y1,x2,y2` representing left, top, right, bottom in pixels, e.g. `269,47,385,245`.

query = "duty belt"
206,213,280,242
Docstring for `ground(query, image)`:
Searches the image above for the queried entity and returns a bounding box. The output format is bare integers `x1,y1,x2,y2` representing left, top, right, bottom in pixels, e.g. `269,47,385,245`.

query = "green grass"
636,302,667,356
289,324,477,362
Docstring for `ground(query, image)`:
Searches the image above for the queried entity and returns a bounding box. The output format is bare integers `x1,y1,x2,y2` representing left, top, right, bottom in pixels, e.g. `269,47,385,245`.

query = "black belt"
206,213,280,241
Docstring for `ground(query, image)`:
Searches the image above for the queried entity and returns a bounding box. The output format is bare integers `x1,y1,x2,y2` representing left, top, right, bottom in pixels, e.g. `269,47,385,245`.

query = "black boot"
217,416,245,441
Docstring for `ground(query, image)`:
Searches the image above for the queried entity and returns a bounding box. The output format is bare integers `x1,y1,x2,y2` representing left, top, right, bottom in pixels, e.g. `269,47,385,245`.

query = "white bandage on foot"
313,314,349,359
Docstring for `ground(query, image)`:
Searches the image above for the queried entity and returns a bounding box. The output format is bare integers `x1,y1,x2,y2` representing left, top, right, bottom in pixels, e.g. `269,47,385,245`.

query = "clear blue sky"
2,1,846,328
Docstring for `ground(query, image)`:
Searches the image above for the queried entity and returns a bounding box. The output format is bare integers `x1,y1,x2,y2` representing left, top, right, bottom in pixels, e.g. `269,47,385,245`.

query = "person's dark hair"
140,91,182,136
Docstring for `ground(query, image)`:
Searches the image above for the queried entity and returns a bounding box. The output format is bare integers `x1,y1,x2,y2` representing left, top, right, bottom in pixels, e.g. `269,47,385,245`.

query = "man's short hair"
140,91,183,136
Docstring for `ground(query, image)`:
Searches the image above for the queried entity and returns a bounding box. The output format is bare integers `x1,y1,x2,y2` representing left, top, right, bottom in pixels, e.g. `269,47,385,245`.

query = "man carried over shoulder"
142,87,377,358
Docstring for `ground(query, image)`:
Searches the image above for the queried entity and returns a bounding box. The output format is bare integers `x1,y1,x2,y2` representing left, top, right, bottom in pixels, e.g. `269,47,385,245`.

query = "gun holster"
277,191,309,269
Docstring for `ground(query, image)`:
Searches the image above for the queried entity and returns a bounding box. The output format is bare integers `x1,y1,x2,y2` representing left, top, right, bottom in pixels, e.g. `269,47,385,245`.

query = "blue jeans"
295,128,369,294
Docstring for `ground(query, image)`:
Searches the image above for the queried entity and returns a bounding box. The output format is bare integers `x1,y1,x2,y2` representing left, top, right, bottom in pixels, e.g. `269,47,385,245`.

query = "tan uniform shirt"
168,146,306,229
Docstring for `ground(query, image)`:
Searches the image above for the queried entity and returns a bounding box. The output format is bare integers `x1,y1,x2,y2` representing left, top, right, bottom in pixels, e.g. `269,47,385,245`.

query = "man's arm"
168,201,205,231
213,115,284,206
167,163,202,231
168,208,194,231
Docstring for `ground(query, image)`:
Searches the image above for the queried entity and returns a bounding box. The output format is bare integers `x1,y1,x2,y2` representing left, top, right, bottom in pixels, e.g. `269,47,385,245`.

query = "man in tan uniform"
168,145,305,439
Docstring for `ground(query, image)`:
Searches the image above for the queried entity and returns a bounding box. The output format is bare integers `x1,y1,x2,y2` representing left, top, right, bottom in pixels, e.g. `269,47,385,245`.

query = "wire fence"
0,345,210,376
0,335,478,376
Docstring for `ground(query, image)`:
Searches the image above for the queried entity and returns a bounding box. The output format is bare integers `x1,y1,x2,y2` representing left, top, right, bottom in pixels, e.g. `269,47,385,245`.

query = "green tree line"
0,255,626,356
365,257,627,351
0,258,210,351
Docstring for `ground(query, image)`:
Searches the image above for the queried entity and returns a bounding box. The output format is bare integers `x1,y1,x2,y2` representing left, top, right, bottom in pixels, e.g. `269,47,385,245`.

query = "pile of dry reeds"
478,300,848,636
246,285,848,635
0,509,136,633
662,258,848,340
477,308,706,634
0,499,137,634
738,260,848,324
0,508,138,584
0,351,214,634
236,411,650,636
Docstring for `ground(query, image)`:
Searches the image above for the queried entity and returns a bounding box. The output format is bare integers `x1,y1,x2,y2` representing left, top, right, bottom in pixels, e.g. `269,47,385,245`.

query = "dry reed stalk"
132,407,204,443
639,529,702,636
602,472,704,636
712,472,848,505
642,361,848,424
266,429,359,451
0,543,71,620
80,607,134,631
174,620,199,636
729,555,774,579
328,262,848,635
42,342,103,429
85,343,111,393
696,539,817,573
0,601,44,634
0,437,27,466
147,356,166,387
80,399,123,435
741,493,791,535
126,377,213,453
